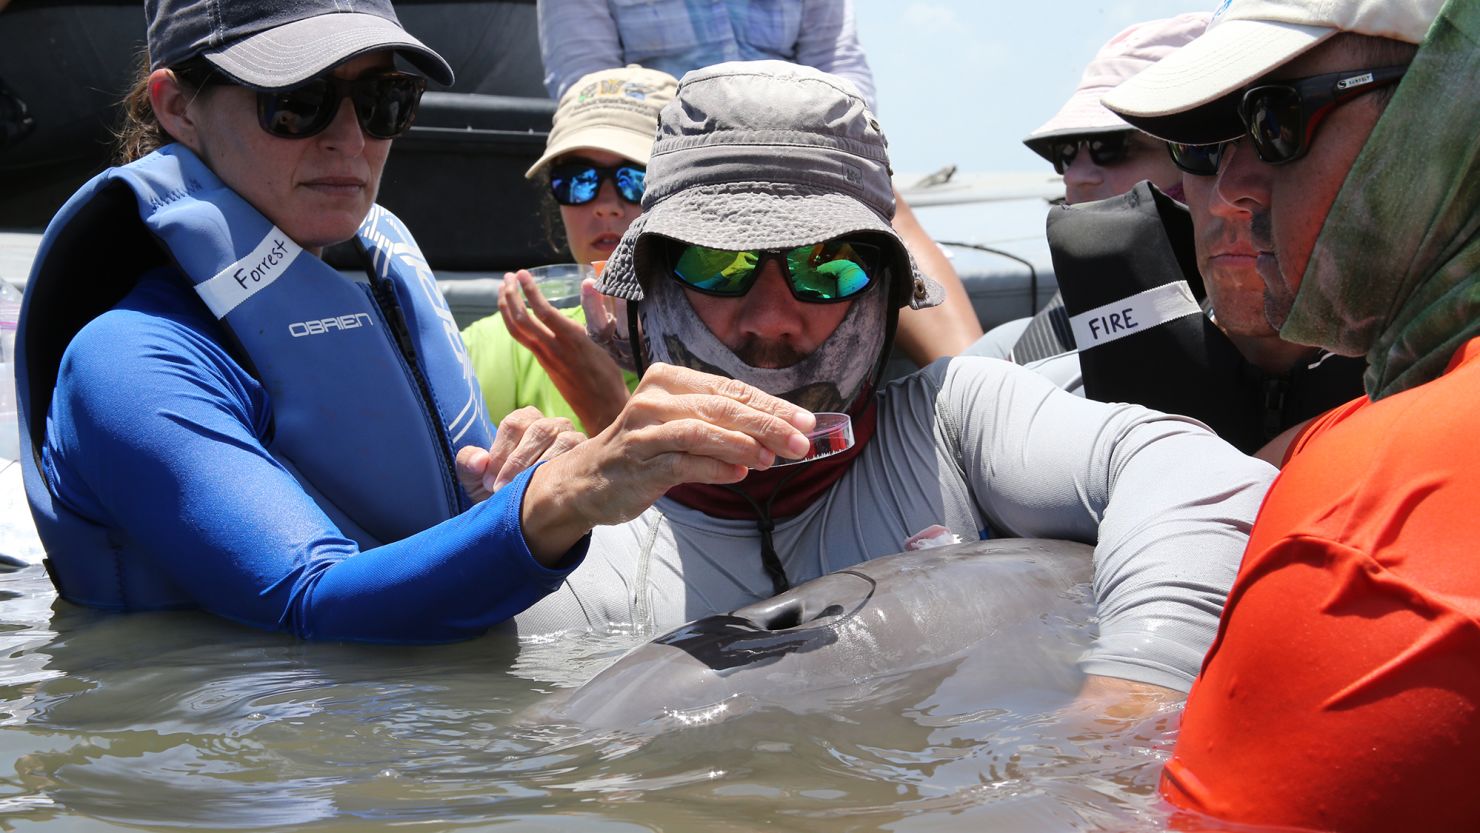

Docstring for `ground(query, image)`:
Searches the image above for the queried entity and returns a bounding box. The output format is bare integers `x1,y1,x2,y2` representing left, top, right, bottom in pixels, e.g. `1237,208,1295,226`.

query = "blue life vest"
16,145,493,608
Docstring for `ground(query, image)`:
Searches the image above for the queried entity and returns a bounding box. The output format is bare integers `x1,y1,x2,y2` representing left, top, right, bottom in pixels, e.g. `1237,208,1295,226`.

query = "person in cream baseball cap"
1103,0,1442,142
1105,2,1480,832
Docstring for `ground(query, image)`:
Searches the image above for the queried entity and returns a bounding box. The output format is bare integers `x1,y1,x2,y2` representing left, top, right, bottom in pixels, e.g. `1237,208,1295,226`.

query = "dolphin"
540,538,1096,730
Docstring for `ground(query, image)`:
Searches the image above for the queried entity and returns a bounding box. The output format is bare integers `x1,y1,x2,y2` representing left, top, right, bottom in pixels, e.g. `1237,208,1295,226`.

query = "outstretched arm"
937,357,1276,692
520,363,815,562
48,306,585,643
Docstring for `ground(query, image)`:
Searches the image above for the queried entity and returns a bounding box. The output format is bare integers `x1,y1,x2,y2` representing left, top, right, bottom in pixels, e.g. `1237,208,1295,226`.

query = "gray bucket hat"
597,60,942,311
146,0,453,89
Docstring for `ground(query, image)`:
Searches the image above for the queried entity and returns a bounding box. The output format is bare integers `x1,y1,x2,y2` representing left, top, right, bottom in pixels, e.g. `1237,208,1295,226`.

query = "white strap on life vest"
1069,281,1202,351
195,227,304,319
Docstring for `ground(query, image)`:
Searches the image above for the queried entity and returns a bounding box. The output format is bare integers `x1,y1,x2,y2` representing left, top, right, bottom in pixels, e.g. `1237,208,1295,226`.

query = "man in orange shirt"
1105,0,1480,831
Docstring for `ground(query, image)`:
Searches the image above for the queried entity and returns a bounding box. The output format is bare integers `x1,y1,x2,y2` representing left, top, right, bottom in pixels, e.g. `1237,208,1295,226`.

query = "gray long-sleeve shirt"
515,357,1276,691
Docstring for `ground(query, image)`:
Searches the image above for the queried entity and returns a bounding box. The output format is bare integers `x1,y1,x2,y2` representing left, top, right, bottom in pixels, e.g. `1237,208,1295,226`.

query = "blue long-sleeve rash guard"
40,270,587,643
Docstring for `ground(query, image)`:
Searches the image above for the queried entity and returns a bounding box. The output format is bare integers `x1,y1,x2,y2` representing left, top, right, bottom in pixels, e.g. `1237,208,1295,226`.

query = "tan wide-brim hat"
526,65,678,178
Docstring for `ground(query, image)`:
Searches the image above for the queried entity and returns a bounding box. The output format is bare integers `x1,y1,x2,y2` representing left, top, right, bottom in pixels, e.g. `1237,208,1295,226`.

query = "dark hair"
531,169,570,256
113,53,217,164
1328,32,1420,107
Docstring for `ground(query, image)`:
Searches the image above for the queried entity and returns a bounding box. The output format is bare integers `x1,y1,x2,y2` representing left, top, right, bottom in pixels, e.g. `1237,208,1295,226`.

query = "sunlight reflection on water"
0,561,1213,832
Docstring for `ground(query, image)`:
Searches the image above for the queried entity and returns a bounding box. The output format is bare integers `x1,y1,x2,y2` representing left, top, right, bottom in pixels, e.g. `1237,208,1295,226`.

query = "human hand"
582,278,639,373
499,271,631,433
1071,675,1183,722
519,364,816,560
455,406,586,501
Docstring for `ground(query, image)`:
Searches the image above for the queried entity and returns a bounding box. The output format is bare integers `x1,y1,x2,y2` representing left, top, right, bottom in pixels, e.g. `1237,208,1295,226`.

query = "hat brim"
525,126,658,179
1022,85,1132,162
1023,125,1136,164
1103,18,1335,142
597,184,942,310
204,12,454,89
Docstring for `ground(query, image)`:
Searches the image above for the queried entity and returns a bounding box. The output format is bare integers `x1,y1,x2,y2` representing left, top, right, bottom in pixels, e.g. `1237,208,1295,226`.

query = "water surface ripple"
0,562,1246,831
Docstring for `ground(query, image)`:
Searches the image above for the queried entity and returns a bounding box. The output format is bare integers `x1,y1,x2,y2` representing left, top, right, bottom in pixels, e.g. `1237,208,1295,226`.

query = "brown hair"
113,53,216,164
1326,33,1420,107
531,170,571,257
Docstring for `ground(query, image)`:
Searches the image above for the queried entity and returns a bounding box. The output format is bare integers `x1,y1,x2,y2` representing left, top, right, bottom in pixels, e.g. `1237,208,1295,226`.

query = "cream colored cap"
525,64,679,178
1104,0,1441,123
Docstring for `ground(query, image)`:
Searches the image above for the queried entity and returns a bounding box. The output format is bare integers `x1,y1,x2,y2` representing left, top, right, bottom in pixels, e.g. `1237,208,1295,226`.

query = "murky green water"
0,559,1203,832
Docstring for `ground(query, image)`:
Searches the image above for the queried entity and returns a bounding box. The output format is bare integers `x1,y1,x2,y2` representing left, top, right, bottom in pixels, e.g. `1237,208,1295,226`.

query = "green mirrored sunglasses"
666,236,883,303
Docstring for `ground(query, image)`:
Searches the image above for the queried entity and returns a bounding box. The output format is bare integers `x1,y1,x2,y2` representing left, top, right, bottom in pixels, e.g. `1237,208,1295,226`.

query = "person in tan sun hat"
1105,1,1480,830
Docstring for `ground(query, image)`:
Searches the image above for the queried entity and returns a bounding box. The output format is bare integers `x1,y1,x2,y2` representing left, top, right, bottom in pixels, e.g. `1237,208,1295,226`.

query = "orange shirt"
1162,337,1480,833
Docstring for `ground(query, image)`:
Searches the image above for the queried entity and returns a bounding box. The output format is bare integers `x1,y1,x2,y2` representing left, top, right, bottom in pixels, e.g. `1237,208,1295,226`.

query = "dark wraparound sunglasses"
258,73,426,140
666,236,883,303
1170,65,1408,175
186,64,427,140
1048,132,1131,175
548,162,646,206
1167,140,1233,176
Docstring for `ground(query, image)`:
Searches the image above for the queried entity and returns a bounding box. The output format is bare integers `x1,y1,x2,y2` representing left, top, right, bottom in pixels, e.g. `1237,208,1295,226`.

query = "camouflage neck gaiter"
1280,0,1480,399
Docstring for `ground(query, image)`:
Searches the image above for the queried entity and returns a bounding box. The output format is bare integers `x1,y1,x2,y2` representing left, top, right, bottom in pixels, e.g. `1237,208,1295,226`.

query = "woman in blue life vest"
15,0,589,641
17,0,815,643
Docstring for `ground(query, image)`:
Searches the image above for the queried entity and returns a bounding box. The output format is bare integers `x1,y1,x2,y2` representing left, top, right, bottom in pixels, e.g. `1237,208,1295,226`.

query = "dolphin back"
550,538,1096,729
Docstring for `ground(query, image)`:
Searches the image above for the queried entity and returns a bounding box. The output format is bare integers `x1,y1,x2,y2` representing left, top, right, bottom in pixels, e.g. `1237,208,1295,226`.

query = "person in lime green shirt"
462,65,674,433
463,303,637,433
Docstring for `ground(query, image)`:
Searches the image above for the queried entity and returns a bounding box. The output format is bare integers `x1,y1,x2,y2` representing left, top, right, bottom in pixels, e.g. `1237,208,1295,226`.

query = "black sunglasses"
665,236,884,303
548,162,646,206
1048,133,1132,175
1237,65,1407,165
255,72,427,140
185,63,427,141
1167,140,1234,176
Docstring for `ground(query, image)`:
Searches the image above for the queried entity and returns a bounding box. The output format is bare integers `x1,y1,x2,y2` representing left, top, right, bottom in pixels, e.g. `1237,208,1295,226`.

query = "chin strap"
721,465,805,596
627,299,647,377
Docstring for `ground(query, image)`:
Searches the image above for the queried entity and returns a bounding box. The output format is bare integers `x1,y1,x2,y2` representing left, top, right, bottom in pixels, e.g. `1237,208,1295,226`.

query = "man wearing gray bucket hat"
1104,0,1480,830
537,2,987,367
16,0,617,643
512,61,1276,706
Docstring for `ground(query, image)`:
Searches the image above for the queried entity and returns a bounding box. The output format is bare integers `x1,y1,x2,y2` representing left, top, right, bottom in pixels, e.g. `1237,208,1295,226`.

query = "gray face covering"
638,274,888,414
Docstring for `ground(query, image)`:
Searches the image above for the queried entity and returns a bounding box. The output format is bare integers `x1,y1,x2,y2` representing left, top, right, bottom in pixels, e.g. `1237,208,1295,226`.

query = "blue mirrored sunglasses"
548,162,645,206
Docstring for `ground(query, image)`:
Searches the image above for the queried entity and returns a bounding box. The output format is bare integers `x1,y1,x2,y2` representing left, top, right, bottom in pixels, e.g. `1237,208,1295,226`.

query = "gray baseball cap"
598,60,941,311
146,0,453,89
